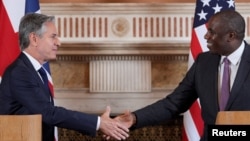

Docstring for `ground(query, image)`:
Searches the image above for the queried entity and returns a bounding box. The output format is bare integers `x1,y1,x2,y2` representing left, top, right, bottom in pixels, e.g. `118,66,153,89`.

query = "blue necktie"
220,57,230,111
38,67,51,97
38,67,55,137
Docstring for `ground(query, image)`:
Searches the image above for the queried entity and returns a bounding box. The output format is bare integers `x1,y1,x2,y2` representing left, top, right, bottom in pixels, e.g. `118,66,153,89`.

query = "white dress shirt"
218,41,245,94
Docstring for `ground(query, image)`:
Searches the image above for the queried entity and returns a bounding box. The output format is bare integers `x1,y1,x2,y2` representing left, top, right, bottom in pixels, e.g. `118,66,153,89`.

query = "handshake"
99,106,135,140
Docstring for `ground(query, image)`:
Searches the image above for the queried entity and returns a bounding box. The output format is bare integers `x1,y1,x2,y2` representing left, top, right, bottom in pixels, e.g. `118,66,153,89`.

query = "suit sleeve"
9,65,98,136
133,60,199,129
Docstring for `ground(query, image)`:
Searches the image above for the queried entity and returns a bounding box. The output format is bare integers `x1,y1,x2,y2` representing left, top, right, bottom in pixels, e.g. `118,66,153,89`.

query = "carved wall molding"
58,42,189,55
56,54,188,61
41,3,250,56
41,3,194,47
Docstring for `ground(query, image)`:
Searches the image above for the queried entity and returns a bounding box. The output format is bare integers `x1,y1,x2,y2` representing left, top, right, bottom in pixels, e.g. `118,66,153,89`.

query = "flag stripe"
183,110,200,140
0,0,21,79
182,129,188,141
3,0,25,32
190,30,202,60
189,100,203,136
25,0,40,13
195,25,209,52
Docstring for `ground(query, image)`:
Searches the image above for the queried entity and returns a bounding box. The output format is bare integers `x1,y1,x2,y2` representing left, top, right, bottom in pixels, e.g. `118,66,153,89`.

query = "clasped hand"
100,107,134,140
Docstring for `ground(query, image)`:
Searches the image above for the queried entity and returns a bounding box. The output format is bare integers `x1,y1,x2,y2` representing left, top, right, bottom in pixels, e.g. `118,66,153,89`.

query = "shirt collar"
220,41,245,65
23,51,44,71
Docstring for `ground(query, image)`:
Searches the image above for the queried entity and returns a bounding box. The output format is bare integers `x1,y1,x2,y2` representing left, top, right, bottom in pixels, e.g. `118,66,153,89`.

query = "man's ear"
29,32,38,46
227,31,236,42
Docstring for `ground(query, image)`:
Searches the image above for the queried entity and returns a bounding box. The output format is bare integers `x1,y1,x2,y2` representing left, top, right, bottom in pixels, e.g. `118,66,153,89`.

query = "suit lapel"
227,43,250,109
20,53,52,101
209,55,221,111
198,53,220,112
20,53,41,82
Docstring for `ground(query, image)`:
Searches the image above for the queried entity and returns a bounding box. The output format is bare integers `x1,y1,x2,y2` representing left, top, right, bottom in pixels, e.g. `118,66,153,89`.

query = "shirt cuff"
96,116,100,130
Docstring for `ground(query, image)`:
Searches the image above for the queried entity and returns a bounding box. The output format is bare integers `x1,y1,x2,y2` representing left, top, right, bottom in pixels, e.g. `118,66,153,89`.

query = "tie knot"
38,67,54,100
38,67,48,84
38,67,46,76
223,57,230,65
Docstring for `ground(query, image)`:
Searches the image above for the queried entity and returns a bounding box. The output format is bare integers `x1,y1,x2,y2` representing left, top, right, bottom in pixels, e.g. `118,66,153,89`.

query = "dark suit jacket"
0,53,98,141
133,42,250,141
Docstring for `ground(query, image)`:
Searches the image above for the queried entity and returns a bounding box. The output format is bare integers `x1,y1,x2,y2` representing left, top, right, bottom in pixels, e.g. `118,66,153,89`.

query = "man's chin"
48,56,57,60
208,50,219,55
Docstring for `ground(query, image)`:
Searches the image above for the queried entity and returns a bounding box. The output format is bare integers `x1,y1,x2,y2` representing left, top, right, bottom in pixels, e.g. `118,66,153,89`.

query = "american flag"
0,0,57,140
182,0,235,141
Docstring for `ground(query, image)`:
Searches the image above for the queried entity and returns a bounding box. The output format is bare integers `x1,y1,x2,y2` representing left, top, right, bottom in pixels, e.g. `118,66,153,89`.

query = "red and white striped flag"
182,0,235,140
0,0,58,140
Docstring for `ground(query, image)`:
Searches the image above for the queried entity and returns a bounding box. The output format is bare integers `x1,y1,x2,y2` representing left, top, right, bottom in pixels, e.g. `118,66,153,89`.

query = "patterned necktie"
220,57,230,111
